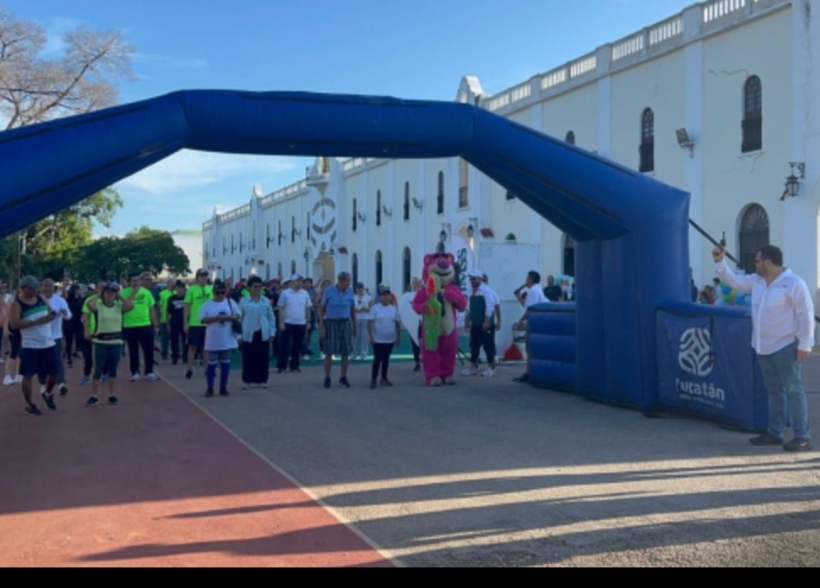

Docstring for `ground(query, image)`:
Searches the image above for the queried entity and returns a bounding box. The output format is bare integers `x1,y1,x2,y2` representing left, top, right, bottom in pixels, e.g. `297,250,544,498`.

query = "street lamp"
785,162,806,198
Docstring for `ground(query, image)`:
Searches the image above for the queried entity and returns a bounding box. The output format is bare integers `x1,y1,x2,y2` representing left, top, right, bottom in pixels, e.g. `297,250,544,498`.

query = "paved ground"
2,352,820,567
0,370,390,568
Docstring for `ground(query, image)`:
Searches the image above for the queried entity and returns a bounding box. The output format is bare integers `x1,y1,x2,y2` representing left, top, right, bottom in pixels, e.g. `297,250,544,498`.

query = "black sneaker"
513,373,530,384
219,388,230,397
323,377,331,389
413,364,421,372
380,378,394,387
205,388,214,397
784,438,813,452
85,396,100,407
750,433,784,446
108,395,119,406
370,380,378,389
339,377,351,389
290,368,301,373
25,404,43,416
58,383,69,396
186,369,193,380
41,392,57,411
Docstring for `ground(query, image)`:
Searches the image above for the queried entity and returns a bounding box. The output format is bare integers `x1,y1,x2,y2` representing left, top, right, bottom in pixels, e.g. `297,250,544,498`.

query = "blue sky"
4,0,694,235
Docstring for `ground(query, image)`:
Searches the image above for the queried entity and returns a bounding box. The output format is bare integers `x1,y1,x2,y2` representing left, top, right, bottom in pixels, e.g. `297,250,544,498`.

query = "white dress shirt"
716,259,815,354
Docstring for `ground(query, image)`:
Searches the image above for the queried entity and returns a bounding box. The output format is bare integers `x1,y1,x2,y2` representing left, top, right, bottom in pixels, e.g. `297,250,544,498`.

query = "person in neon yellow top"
184,269,213,380
121,272,159,382
79,280,105,386
159,279,174,361
84,282,135,406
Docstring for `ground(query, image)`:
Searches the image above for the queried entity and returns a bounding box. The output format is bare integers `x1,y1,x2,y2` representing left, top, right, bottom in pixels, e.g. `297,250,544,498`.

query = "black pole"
689,219,820,325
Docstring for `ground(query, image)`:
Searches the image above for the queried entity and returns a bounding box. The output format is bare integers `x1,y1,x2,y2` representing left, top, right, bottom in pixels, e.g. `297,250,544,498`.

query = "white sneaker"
40,384,46,395
461,368,478,377
3,375,13,386
14,375,22,384
144,373,159,381
482,368,496,378
130,374,141,382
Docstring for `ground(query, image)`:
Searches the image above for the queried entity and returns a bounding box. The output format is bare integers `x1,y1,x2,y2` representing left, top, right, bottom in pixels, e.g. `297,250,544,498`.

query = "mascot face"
423,253,456,287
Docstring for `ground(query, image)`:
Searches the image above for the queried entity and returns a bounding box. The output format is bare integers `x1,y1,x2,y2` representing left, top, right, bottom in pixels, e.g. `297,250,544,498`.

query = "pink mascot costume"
412,252,468,387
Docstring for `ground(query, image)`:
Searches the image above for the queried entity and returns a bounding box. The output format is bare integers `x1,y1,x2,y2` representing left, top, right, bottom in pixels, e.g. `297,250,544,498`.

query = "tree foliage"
0,6,134,284
66,227,191,283
0,6,134,129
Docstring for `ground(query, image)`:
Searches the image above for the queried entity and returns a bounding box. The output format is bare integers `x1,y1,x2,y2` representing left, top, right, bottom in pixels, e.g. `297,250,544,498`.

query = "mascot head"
423,252,456,287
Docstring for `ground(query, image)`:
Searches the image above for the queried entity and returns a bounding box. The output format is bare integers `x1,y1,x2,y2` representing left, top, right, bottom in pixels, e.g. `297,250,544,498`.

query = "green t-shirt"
82,294,99,334
122,287,156,328
160,289,173,323
184,285,213,328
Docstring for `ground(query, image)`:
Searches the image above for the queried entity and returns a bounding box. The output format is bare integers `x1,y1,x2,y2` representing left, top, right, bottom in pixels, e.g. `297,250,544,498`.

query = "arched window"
291,260,297,275
403,182,410,221
459,159,469,208
231,234,235,253
375,250,383,289
352,198,358,231
402,247,412,293
239,232,244,252
291,217,296,243
376,190,382,227
278,221,283,245
565,131,576,145
742,75,763,153
306,213,311,241
639,108,655,173
437,171,445,215
266,224,270,249
505,233,517,242
739,204,770,274
277,261,282,279
352,253,359,287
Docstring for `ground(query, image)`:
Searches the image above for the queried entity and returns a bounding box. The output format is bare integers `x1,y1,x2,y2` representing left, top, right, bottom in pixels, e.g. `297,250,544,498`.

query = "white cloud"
116,150,298,195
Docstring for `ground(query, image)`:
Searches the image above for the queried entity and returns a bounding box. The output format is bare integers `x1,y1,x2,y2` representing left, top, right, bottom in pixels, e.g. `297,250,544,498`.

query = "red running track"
0,372,391,567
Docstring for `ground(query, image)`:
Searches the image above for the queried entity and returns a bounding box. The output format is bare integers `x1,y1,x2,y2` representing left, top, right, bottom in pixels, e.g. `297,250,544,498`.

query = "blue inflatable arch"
0,91,690,409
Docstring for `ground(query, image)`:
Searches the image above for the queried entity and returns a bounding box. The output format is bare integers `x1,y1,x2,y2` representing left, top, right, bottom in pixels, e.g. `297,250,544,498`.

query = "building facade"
204,0,820,328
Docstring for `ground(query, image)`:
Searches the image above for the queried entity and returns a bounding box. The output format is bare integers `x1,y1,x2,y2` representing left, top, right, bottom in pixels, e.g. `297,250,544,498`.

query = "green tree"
68,228,190,283
0,6,133,284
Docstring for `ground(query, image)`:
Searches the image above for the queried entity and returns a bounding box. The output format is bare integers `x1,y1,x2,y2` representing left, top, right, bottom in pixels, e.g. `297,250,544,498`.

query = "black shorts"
188,326,206,348
7,329,22,360
20,347,60,379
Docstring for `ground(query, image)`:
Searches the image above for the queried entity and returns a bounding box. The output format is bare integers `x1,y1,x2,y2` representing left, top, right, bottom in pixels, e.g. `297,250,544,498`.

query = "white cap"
467,269,484,279
290,273,302,281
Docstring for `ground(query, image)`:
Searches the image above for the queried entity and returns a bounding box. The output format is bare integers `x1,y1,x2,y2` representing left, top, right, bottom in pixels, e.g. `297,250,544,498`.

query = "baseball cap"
196,268,209,276
378,284,392,295
20,275,39,289
467,269,484,279
174,280,186,288
103,282,120,293
290,273,302,281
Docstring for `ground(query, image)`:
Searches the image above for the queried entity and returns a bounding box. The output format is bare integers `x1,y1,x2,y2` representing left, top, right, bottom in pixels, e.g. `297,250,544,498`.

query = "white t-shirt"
45,295,71,340
370,303,400,344
525,284,548,308
200,299,240,351
354,293,373,320
278,288,312,325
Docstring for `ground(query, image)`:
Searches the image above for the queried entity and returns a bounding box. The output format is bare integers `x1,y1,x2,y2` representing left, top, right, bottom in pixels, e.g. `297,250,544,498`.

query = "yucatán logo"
678,328,713,376
676,327,725,404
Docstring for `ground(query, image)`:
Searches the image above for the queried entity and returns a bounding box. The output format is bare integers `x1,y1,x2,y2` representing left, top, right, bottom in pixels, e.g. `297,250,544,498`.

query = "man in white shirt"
513,271,549,384
276,274,312,373
39,279,71,396
714,244,815,452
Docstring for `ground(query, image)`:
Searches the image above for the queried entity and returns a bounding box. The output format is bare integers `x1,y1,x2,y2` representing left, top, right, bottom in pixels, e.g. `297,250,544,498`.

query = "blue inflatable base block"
654,302,768,432
529,303,578,394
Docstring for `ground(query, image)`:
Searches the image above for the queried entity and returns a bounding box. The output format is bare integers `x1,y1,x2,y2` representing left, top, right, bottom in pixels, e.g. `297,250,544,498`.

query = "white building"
204,0,820,349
